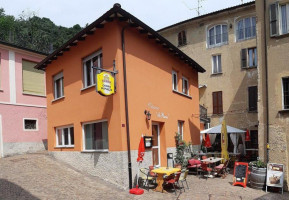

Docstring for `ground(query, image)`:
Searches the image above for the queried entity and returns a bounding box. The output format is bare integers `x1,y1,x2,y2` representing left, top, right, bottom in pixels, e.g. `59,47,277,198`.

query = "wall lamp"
144,110,151,120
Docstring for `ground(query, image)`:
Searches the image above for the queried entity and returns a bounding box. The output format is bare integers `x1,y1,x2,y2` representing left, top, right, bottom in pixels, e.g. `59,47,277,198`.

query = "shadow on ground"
0,179,40,200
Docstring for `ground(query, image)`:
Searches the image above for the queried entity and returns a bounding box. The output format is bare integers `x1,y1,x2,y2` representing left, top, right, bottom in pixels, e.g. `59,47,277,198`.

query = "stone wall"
3,142,47,157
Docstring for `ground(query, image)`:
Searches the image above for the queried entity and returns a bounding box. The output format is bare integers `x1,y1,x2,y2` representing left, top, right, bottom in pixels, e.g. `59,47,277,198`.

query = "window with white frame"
270,3,289,36
208,24,228,47
182,77,189,95
56,126,74,147
83,51,102,88
282,77,289,109
23,119,38,131
236,17,256,41
212,55,222,74
172,71,178,91
83,120,108,151
53,72,64,99
241,47,258,68
178,121,184,139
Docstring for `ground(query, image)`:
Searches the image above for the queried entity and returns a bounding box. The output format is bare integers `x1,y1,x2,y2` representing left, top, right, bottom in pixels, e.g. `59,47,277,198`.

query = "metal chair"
162,172,181,195
179,170,189,192
139,168,156,191
199,162,212,180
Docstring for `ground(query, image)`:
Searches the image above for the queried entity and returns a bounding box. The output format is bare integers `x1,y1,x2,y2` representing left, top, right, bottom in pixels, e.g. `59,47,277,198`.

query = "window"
182,77,189,95
23,119,38,131
270,3,289,36
212,91,223,114
56,126,74,147
53,72,64,99
212,55,222,74
248,86,258,112
83,51,102,88
172,71,178,91
241,47,258,68
22,60,45,96
236,17,256,41
178,31,187,46
208,25,228,47
282,77,289,109
83,121,108,151
178,121,184,139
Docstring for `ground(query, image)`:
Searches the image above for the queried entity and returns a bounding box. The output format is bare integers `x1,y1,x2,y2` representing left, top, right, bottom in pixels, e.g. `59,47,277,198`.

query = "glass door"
152,123,160,167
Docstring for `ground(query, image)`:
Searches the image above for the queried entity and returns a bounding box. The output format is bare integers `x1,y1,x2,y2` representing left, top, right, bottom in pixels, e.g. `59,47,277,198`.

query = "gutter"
263,0,270,162
121,24,133,189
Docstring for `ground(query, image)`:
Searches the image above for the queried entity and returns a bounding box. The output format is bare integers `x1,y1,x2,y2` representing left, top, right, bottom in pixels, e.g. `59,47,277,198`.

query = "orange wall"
45,21,200,166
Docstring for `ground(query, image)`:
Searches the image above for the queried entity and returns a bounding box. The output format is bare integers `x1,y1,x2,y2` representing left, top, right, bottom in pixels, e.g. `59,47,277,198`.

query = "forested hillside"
0,8,82,54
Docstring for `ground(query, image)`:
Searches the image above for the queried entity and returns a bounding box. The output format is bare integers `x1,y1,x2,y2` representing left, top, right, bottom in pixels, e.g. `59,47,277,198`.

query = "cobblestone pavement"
0,152,288,200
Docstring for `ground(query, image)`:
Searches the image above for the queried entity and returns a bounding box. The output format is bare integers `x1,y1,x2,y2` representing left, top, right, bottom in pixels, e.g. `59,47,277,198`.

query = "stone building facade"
256,0,289,190
159,2,259,156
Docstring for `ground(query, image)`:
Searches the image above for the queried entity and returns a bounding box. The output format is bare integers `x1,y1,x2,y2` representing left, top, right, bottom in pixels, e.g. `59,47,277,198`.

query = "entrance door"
152,123,160,167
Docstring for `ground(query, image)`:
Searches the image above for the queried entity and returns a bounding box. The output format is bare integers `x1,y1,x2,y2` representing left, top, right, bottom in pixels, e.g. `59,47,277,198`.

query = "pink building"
0,41,47,157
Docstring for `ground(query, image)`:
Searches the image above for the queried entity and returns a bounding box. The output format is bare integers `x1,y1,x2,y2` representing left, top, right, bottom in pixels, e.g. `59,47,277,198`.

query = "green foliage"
249,159,266,168
174,132,189,169
0,8,82,54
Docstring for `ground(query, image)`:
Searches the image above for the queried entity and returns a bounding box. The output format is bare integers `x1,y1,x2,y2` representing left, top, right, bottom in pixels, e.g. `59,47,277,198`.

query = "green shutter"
22,60,45,96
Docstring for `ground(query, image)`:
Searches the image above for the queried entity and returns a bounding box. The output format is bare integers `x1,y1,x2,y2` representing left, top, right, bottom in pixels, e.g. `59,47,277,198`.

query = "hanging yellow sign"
97,72,115,96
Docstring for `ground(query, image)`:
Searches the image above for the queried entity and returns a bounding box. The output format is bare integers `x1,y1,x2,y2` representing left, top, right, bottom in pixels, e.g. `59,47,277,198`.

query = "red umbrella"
204,134,212,148
245,130,251,141
130,136,145,195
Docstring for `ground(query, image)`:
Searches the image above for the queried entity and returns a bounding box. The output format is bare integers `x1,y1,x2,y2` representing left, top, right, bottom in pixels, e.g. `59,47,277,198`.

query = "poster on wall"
266,163,284,191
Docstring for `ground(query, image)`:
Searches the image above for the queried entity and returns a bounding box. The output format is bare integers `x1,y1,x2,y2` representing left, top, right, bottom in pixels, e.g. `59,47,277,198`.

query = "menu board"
266,163,284,188
233,162,248,188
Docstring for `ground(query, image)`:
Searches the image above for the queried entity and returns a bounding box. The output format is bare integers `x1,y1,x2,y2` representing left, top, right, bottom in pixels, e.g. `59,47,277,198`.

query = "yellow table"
151,167,181,192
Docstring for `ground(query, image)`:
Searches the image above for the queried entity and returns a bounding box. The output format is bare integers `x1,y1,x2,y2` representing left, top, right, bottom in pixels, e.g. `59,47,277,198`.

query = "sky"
0,0,254,30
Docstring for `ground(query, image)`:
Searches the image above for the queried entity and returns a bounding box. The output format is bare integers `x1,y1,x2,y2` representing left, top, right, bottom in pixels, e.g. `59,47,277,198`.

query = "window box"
55,126,74,148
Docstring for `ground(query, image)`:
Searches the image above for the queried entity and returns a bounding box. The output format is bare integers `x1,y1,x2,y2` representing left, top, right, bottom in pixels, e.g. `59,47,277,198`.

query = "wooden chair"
214,159,230,178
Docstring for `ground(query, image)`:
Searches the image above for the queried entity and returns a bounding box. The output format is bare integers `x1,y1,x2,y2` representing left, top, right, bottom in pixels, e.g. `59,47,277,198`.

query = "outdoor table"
201,157,224,178
151,167,180,193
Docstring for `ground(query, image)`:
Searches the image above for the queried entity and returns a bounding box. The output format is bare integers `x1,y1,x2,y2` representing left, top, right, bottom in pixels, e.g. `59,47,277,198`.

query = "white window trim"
212,55,222,74
182,77,189,95
82,50,102,89
55,125,74,148
236,16,256,42
282,77,289,110
53,72,64,100
82,119,108,152
279,3,289,35
172,70,178,91
23,118,38,131
207,24,228,48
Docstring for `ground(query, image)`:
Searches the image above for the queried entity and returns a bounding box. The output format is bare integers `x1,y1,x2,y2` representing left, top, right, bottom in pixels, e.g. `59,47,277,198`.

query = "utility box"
167,153,174,168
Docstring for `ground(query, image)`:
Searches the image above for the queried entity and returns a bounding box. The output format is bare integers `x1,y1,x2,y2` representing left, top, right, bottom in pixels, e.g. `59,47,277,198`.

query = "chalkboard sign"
233,162,248,188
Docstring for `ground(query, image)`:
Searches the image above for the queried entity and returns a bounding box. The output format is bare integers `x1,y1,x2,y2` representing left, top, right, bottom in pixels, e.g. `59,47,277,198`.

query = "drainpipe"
121,25,132,189
263,0,270,162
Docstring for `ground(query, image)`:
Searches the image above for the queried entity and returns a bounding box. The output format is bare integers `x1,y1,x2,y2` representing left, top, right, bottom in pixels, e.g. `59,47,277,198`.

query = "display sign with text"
97,72,115,96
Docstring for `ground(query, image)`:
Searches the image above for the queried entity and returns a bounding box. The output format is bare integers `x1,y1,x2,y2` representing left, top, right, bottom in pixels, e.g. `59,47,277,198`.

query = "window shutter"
213,92,217,114
22,60,45,96
270,3,279,37
241,49,247,68
218,92,223,114
248,86,257,111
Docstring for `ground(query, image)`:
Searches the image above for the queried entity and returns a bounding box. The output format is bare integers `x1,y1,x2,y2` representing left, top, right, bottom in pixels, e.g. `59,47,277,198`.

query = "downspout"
121,25,133,189
263,0,270,162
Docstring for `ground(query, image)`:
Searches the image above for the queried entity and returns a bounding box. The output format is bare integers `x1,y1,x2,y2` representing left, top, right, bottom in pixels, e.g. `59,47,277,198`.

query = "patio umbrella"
245,130,251,141
221,120,229,163
129,135,145,195
204,134,212,148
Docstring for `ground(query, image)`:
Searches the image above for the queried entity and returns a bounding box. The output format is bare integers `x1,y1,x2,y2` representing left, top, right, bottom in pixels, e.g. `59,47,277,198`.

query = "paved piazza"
0,152,288,200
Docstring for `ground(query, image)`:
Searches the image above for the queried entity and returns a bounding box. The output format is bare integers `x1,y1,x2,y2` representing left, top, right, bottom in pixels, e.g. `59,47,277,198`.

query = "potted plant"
249,158,267,190
174,132,189,170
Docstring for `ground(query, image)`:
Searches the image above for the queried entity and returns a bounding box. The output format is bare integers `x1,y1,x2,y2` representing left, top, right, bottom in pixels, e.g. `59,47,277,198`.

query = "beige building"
256,0,289,190
159,2,258,156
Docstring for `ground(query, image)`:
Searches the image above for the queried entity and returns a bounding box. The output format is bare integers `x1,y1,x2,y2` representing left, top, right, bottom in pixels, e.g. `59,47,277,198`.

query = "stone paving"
0,152,288,200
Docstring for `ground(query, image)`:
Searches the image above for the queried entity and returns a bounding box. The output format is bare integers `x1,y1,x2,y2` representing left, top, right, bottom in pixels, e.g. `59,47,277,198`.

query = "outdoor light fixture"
144,110,151,120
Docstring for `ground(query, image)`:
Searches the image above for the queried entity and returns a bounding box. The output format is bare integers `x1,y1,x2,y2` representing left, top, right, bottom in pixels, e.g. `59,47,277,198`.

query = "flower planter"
250,166,267,190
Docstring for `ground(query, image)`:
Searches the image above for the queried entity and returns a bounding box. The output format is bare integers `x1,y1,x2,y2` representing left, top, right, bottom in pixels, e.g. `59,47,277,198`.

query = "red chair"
199,162,212,180
149,166,157,178
162,172,181,195
214,159,230,178
187,159,201,175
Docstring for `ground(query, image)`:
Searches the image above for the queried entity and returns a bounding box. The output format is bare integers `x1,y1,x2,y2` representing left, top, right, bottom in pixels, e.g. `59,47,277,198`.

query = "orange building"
36,4,205,189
